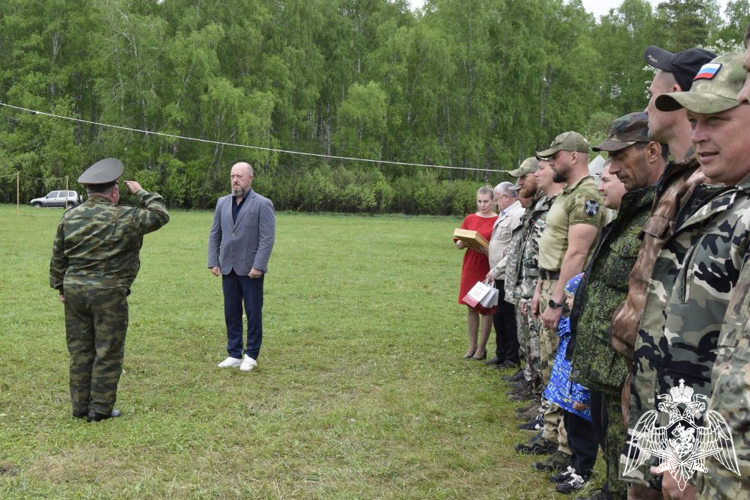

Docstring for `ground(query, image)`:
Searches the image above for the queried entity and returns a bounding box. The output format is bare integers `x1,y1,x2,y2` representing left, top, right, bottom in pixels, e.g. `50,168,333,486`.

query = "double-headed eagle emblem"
624,379,740,491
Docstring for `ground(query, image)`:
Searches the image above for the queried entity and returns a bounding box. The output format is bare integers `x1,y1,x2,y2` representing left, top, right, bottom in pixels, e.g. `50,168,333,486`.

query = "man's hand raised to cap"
124,180,142,194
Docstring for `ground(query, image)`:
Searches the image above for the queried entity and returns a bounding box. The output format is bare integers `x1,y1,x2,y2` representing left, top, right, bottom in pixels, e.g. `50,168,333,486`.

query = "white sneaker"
240,355,258,372
218,357,242,368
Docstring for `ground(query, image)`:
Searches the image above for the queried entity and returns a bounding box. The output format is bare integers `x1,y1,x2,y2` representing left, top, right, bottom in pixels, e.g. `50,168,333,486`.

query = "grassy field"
0,204,602,499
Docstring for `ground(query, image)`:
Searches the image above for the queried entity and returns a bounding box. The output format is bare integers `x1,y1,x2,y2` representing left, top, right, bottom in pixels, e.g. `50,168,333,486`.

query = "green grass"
0,205,603,499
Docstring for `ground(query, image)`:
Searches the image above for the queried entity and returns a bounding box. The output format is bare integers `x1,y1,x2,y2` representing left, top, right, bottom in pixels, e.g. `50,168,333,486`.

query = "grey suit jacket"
207,189,276,275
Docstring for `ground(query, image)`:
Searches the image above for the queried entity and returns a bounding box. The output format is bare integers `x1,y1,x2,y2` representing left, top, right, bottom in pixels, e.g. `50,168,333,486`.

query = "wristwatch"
548,299,565,309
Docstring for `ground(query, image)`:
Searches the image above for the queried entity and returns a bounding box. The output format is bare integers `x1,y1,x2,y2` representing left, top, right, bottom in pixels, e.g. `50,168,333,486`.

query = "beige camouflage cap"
655,53,746,114
536,131,590,158
509,156,539,177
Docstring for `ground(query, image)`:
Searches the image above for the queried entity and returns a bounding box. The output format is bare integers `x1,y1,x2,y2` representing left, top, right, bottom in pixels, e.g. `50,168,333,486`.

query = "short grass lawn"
0,204,604,498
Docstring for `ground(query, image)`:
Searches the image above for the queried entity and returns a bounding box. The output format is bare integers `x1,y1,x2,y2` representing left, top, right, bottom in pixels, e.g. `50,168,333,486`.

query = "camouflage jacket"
505,193,557,302
611,157,703,363
50,189,170,292
696,243,750,498
568,186,656,395
629,177,750,432
504,196,537,302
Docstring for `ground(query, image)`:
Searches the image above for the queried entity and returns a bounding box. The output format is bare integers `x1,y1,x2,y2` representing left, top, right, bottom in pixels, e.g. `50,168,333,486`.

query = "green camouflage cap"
536,131,590,158
77,158,123,185
655,53,746,114
592,112,650,152
508,156,539,177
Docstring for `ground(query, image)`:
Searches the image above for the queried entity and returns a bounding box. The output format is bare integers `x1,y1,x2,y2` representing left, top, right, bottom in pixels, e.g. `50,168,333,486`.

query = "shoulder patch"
584,200,600,217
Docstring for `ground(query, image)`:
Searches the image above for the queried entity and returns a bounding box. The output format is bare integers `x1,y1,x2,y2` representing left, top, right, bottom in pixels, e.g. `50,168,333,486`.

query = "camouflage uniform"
537,175,604,454
537,175,604,383
50,190,169,415
610,157,703,364
504,221,526,358
568,186,656,500
627,178,750,486
506,193,557,388
608,157,704,491
696,236,750,498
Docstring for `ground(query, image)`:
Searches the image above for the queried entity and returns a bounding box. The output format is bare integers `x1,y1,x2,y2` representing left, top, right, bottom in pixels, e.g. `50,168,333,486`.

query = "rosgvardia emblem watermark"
624,379,741,491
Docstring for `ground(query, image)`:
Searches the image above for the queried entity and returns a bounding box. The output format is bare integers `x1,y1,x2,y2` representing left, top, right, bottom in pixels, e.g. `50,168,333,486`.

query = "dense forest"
0,0,748,214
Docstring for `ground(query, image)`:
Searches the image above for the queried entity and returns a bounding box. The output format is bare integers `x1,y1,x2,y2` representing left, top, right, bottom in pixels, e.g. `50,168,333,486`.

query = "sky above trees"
407,0,732,19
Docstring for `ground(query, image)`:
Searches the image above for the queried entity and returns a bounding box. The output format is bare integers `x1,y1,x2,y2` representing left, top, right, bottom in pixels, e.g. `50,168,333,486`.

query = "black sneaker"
550,465,576,483
517,414,543,430
556,473,589,494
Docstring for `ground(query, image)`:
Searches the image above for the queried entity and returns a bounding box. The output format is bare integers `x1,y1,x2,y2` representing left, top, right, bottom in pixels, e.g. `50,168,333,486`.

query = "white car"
30,190,82,208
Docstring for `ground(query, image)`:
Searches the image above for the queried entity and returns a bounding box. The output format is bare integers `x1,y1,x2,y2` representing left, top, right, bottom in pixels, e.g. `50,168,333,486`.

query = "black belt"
539,269,560,280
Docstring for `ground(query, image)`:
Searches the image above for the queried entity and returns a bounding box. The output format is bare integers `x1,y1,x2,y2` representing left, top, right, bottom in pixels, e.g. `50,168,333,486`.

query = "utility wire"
0,102,508,173
18,173,65,181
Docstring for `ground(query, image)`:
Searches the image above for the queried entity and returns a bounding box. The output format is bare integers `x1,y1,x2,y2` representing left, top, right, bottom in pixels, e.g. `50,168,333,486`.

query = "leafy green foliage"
0,0,744,212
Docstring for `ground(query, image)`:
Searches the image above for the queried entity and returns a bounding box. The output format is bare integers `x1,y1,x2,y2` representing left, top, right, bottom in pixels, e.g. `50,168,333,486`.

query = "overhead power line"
0,102,507,174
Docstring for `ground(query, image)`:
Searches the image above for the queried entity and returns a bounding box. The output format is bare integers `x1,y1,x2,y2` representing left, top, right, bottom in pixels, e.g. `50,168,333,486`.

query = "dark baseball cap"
644,45,717,91
593,112,650,152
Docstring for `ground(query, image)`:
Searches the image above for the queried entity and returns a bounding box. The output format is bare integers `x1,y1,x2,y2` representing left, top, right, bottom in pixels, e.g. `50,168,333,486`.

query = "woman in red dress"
455,186,498,360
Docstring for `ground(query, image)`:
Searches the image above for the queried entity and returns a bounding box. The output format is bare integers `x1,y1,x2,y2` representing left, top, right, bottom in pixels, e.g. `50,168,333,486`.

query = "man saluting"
50,158,169,422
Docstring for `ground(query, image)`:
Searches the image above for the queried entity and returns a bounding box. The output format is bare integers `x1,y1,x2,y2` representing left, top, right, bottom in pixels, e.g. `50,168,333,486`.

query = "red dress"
456,213,498,314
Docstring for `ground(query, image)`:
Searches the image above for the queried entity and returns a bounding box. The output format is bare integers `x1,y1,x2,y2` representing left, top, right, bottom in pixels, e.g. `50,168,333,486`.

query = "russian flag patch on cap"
694,63,722,81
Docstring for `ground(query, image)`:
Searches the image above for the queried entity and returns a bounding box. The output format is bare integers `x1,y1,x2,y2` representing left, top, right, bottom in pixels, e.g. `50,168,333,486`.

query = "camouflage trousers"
518,299,541,390
620,374,662,498
515,304,527,361
538,279,569,453
64,285,128,415
538,278,559,385
603,392,628,500
696,456,750,498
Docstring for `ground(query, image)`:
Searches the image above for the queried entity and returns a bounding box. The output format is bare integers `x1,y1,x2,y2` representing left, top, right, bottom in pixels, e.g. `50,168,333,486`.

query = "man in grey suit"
208,162,276,371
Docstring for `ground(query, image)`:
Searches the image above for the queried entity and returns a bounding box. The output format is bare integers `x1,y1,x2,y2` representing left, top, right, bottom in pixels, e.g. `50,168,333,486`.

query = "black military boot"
87,409,123,422
515,432,557,455
532,450,571,472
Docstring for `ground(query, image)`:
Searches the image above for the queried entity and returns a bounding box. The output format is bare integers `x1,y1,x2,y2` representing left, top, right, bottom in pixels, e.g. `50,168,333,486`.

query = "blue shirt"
543,316,591,421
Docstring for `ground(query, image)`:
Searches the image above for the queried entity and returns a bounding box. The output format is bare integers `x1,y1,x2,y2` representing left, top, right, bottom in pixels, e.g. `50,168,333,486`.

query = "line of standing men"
497,30,750,499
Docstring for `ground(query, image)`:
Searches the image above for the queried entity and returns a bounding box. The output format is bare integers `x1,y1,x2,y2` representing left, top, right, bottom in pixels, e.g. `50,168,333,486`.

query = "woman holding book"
455,185,498,360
